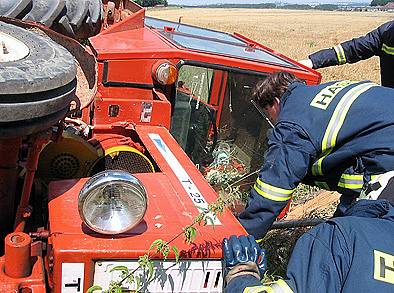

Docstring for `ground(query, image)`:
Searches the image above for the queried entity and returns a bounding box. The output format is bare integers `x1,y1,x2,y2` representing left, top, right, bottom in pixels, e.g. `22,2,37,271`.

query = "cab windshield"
170,64,271,184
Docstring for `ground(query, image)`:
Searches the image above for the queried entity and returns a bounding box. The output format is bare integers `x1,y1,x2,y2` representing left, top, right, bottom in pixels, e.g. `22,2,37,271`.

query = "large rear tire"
0,0,103,39
0,21,77,138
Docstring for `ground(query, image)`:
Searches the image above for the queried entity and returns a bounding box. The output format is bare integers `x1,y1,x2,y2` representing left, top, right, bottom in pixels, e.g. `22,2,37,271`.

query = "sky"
168,0,367,5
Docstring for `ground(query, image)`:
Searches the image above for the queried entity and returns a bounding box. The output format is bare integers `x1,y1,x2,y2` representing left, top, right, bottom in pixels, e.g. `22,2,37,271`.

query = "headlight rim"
78,170,148,235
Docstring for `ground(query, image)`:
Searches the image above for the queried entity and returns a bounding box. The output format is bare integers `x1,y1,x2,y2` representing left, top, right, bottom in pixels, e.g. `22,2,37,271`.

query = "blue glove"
222,235,267,284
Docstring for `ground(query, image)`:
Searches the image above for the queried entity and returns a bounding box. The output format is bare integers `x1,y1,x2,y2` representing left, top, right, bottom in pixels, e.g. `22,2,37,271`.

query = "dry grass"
147,8,392,83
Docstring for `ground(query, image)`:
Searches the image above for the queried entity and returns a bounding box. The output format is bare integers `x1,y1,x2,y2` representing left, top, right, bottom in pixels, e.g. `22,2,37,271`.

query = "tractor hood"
47,125,245,259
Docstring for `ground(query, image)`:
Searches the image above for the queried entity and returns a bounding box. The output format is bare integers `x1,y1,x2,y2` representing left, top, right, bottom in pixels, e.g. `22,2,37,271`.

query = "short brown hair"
254,71,302,108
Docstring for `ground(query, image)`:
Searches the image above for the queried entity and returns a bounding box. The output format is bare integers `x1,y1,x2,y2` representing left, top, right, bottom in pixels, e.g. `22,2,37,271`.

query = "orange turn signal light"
152,61,178,85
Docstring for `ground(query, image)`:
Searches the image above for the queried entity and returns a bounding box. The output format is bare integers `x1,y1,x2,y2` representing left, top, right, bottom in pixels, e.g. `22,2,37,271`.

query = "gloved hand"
298,59,313,68
222,235,267,285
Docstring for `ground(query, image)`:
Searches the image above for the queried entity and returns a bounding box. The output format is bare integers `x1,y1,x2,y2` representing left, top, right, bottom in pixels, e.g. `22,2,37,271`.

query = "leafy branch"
88,185,244,292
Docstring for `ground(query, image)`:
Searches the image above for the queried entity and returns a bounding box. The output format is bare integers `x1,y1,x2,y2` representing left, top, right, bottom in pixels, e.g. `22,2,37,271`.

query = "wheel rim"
0,31,29,62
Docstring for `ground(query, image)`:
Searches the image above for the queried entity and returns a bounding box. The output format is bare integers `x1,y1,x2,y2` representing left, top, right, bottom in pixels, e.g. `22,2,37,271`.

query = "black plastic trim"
177,60,269,77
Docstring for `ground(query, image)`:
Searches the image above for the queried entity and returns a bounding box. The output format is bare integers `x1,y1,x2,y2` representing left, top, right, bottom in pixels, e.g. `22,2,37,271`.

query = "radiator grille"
93,260,223,292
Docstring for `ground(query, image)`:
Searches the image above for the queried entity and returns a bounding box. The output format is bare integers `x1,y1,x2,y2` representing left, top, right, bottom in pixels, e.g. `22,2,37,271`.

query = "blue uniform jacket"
239,81,394,239
228,200,394,293
309,20,394,88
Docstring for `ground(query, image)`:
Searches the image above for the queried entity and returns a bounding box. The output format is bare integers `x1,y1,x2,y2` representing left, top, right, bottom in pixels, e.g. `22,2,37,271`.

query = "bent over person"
239,71,394,240
225,171,394,293
300,20,394,88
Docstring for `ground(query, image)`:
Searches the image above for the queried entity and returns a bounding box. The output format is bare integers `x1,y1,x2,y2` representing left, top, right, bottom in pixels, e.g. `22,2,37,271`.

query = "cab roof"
89,8,319,83
144,17,298,69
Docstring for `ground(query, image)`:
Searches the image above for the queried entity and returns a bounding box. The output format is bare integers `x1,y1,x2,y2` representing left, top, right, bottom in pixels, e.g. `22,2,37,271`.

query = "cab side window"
170,65,215,165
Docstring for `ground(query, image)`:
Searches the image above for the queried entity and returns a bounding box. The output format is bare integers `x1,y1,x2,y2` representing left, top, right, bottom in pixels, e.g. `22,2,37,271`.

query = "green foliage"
172,245,180,263
86,285,103,293
138,254,154,281
149,239,171,259
370,0,391,6
183,226,198,244
314,4,338,10
89,185,243,292
135,0,167,7
280,4,313,10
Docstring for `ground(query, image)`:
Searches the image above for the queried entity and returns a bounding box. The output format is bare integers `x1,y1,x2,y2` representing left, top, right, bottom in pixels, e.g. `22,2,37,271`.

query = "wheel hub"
0,31,29,62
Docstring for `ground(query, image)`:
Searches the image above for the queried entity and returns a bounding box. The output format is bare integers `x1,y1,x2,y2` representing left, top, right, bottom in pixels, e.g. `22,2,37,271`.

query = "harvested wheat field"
147,8,393,277
147,8,392,83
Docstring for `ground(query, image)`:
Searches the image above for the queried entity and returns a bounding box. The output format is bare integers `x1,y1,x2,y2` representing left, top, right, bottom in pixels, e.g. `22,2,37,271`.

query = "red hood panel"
48,126,246,258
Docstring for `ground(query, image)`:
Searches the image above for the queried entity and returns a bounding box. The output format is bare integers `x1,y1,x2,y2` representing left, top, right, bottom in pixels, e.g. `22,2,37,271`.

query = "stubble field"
147,8,392,83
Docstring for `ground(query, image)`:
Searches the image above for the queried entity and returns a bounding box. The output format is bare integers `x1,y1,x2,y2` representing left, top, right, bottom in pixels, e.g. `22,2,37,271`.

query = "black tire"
0,0,103,39
0,21,77,138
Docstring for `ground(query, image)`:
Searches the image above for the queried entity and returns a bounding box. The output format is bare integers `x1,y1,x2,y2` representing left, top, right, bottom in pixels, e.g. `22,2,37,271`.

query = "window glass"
145,17,245,45
145,16,299,69
166,33,297,68
170,65,215,165
217,72,270,174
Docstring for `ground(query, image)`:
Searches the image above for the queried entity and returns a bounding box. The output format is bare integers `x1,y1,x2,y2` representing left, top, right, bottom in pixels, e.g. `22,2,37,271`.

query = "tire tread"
0,0,102,39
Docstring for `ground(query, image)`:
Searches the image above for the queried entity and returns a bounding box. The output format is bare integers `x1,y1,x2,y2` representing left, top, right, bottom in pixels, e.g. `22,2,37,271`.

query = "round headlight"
78,170,147,234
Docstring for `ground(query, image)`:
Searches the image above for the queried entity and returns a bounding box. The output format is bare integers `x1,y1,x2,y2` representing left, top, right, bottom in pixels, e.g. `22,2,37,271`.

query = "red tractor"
0,1,321,292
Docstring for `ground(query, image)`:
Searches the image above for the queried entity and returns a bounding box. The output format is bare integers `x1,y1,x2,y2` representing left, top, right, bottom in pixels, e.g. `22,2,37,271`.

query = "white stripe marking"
149,133,221,225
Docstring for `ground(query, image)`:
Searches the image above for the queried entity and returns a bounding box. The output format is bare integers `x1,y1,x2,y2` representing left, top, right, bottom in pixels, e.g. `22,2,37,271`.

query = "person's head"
253,71,302,122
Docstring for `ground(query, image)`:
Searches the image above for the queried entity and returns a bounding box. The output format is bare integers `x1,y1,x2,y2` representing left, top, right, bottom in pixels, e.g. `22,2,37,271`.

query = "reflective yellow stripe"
338,182,364,189
371,174,379,181
338,174,364,189
254,178,294,202
244,286,273,293
245,280,294,293
270,279,294,293
341,174,363,180
334,44,346,64
256,238,263,244
312,82,378,176
338,174,382,190
382,43,394,55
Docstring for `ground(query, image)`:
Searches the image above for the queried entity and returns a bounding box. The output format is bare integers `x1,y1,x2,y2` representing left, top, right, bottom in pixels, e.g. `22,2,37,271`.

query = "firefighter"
224,171,394,293
299,20,394,88
238,71,394,240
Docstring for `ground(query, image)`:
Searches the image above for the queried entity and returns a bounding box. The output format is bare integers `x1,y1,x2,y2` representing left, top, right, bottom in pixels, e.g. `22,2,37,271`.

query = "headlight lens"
78,170,147,234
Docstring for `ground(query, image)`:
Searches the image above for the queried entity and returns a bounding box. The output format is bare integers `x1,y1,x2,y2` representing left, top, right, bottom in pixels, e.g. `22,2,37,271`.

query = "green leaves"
172,246,179,263
88,181,244,292
86,285,102,293
139,254,154,281
183,226,197,244
149,239,170,259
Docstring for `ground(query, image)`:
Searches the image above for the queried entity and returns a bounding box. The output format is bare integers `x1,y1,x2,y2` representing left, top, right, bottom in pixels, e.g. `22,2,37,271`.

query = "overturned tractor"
0,1,320,292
